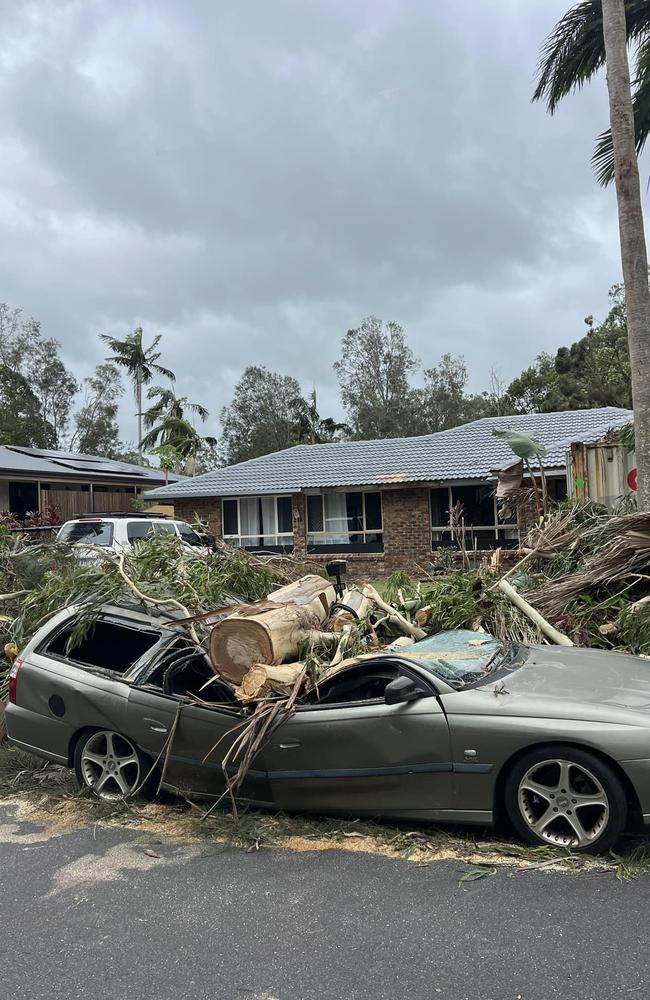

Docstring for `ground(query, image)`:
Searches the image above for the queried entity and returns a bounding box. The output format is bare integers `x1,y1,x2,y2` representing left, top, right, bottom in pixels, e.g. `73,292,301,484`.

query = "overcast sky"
0,0,639,445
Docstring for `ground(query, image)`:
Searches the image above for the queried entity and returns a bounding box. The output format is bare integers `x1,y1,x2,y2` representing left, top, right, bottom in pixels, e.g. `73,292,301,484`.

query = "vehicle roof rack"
74,511,171,520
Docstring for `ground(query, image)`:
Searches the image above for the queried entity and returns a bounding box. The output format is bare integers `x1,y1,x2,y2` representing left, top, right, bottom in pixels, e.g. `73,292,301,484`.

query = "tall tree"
603,0,650,508
0,366,54,447
141,386,216,471
69,364,123,456
418,354,487,432
535,0,650,507
0,303,78,447
334,316,420,439
220,366,305,464
100,327,175,462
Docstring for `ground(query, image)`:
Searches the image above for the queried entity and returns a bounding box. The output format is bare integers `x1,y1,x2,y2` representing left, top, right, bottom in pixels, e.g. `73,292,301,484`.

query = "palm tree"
533,0,650,185
291,389,350,444
141,386,209,449
141,386,216,473
100,327,175,462
534,0,650,511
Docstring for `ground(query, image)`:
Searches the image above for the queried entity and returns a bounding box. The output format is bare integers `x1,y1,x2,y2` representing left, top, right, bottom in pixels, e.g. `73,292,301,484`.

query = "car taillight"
8,657,23,704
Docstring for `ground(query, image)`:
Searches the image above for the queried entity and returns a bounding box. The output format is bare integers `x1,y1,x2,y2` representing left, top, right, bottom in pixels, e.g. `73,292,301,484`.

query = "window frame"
221,494,294,551
298,659,436,711
430,484,518,551
306,490,384,553
38,613,163,677
126,519,156,543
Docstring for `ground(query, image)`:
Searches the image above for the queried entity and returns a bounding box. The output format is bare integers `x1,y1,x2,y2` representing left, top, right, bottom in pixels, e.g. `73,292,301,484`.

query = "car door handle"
144,717,168,733
277,739,301,750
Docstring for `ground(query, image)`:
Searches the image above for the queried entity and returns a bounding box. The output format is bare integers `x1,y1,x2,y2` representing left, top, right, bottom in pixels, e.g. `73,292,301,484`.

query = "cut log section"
267,575,336,613
209,575,335,684
235,661,305,702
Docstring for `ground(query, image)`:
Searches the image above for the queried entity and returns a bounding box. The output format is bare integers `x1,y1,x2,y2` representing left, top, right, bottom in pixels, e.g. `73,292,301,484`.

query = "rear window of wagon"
58,521,115,546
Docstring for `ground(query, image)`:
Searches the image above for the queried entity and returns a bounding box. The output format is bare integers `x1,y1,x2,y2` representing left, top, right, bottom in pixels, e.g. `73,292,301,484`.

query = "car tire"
504,745,627,854
73,729,158,802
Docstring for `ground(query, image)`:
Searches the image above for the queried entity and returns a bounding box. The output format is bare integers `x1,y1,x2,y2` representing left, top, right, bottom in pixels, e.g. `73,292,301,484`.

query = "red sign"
627,468,638,492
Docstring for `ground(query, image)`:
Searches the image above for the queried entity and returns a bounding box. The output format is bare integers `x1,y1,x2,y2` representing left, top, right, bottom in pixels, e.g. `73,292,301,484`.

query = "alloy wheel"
517,757,610,849
79,730,141,800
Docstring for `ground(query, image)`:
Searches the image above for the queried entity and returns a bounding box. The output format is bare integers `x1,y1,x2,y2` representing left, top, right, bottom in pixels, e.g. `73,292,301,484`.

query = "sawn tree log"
235,661,305,702
209,575,336,684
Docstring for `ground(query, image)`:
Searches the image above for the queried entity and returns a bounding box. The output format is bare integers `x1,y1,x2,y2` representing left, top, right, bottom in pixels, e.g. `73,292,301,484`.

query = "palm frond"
533,0,650,114
592,36,650,184
187,402,209,421
152,363,176,382
140,425,164,450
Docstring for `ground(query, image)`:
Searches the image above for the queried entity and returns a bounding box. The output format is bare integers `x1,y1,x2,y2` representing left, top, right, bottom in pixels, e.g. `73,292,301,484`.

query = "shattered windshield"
398,630,524,689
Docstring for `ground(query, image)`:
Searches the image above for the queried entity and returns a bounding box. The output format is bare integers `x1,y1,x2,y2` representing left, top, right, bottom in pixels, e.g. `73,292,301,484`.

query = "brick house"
146,407,633,578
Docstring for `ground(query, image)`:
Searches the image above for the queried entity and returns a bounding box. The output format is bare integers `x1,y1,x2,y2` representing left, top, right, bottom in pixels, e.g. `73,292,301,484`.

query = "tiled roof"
0,445,179,486
147,407,633,500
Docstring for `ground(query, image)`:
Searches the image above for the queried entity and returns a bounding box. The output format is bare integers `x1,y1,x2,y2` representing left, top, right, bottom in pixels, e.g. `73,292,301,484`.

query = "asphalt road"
1,803,648,1000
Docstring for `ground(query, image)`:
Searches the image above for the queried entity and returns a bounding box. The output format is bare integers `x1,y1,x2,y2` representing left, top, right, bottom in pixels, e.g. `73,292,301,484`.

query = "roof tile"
147,407,633,500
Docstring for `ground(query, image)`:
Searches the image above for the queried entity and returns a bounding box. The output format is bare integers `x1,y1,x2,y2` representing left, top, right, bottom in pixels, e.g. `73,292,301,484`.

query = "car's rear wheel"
504,745,627,854
74,729,156,801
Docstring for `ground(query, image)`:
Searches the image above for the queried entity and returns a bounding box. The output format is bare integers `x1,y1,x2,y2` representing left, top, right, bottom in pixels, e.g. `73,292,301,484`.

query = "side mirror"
385,675,424,706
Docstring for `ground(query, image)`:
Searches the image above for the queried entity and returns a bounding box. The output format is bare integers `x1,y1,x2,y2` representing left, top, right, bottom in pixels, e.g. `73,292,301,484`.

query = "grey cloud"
0,0,638,438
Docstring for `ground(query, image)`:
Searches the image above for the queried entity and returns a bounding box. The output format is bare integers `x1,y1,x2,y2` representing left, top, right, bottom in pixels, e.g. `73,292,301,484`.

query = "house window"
307,491,383,552
430,485,518,551
221,496,293,550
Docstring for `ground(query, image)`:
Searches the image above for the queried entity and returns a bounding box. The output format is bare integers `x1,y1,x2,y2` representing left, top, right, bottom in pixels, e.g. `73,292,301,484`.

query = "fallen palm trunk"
209,575,336,684
498,579,573,646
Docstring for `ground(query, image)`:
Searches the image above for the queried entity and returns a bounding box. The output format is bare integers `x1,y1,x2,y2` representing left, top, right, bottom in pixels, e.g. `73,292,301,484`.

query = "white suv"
56,513,210,554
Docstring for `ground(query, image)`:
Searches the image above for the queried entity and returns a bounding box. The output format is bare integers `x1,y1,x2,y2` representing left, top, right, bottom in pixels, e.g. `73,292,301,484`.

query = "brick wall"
382,487,432,575
174,498,222,538
171,489,520,581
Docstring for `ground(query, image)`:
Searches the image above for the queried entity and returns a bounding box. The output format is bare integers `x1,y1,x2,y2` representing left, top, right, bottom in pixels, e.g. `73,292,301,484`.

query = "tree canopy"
504,284,632,413
69,364,123,456
0,365,54,447
220,366,306,464
0,303,79,447
334,316,420,438
0,291,634,477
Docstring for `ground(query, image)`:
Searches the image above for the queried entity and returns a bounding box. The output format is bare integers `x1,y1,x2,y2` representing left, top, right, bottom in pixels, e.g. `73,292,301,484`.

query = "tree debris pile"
1,503,650,797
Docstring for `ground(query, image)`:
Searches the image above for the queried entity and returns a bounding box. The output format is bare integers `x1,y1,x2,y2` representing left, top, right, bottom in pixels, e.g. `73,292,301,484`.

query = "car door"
262,666,453,819
126,685,273,804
